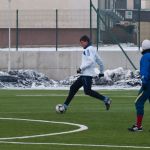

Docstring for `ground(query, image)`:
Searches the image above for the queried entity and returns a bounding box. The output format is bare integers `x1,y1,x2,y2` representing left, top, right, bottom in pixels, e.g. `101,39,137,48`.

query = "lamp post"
8,0,11,72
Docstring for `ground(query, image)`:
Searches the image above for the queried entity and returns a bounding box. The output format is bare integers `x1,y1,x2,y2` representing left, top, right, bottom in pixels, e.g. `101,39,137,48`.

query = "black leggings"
64,76,106,106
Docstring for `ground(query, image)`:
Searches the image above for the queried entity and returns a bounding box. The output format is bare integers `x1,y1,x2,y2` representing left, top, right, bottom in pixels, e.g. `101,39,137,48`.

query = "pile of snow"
94,67,141,87
0,67,141,89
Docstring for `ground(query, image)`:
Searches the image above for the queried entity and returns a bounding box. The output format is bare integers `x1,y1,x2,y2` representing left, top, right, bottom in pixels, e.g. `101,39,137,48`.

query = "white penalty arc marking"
0,118,149,149
0,117,88,140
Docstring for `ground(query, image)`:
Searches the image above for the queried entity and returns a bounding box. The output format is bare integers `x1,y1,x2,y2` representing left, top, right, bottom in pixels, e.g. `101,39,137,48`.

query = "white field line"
0,141,150,149
0,118,149,149
16,94,136,97
0,117,88,140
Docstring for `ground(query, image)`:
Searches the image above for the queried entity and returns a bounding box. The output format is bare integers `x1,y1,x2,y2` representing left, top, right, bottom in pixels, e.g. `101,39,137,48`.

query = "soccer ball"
55,104,66,114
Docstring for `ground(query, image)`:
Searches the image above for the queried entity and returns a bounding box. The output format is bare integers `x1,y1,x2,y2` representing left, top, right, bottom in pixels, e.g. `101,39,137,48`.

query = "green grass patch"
0,89,149,150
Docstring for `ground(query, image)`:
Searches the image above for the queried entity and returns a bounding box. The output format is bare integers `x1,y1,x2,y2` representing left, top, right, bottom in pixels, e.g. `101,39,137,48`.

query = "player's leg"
128,87,150,131
82,76,111,110
63,76,83,109
138,85,150,102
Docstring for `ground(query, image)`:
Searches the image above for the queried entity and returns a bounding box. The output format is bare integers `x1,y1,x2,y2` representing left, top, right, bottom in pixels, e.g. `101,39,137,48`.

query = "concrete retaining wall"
0,51,141,80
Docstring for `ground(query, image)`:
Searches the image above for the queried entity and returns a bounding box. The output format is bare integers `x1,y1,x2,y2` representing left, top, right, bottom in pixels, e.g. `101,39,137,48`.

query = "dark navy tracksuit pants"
64,76,106,106
135,84,150,116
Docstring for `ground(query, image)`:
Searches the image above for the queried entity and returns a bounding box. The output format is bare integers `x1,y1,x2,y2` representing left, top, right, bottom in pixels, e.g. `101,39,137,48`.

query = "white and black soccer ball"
55,104,66,114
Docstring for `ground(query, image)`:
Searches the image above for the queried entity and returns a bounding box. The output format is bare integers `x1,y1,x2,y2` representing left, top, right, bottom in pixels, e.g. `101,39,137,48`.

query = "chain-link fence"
0,9,97,50
0,8,150,50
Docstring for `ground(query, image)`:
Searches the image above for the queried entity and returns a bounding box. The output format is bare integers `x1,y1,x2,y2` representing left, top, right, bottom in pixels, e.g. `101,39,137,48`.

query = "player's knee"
135,101,140,109
84,89,91,95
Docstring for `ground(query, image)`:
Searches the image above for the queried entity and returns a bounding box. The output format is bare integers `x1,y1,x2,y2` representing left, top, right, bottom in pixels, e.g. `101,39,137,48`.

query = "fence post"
56,9,58,51
96,8,99,51
90,0,92,42
16,9,19,51
138,0,141,51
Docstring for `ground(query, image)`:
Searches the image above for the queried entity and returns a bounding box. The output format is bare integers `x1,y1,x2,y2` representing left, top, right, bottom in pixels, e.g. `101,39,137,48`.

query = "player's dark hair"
80,35,90,43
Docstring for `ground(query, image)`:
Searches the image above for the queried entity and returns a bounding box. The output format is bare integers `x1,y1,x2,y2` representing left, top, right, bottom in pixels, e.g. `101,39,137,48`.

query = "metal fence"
0,9,97,50
0,9,97,29
0,8,150,50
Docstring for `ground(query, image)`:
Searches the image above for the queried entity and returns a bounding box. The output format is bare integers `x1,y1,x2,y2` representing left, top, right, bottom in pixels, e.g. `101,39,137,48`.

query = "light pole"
8,0,11,72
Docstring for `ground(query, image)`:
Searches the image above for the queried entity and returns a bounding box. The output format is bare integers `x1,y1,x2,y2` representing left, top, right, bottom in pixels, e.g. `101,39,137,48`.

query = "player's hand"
99,73,104,78
77,68,81,74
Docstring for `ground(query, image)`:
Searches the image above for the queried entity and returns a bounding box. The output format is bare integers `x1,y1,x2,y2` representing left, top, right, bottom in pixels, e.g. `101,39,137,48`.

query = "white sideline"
0,141,150,149
0,118,149,149
16,94,136,97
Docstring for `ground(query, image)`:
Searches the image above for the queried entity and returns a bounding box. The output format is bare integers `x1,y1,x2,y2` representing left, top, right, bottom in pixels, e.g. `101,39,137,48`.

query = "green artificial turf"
0,89,149,150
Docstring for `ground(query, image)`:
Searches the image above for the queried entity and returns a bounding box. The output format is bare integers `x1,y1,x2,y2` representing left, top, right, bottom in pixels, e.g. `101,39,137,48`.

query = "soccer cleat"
63,104,68,111
128,125,143,132
104,97,111,110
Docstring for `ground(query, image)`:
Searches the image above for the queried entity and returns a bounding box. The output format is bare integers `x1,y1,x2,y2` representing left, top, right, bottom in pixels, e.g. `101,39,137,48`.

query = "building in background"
0,0,98,10
97,0,150,44
0,0,149,48
0,0,98,48
0,0,149,79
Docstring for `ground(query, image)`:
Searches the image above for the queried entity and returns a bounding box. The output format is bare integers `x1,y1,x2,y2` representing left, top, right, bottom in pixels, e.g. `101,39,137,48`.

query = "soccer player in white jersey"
63,35,111,112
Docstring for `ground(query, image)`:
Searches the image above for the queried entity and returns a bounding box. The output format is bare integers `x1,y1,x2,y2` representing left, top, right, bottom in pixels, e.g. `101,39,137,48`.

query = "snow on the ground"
0,67,141,90
0,44,141,90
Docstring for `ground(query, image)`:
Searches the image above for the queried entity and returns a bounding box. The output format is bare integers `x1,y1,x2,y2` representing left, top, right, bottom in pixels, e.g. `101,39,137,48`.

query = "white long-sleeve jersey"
80,45,104,77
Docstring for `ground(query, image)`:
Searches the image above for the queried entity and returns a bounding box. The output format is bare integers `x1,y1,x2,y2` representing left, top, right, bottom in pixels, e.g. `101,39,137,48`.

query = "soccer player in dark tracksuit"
128,39,150,132
62,35,111,112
